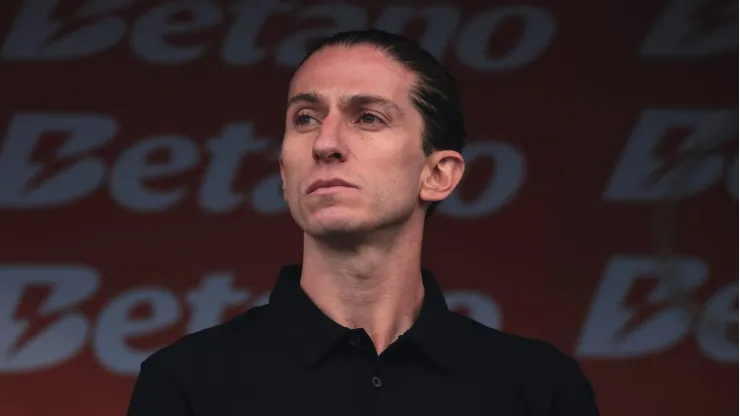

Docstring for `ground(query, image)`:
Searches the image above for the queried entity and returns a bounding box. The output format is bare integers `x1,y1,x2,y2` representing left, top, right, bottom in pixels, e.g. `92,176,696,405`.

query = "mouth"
306,178,358,195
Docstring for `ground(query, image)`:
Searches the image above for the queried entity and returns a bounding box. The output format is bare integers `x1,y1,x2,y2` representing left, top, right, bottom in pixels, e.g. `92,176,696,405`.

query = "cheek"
281,136,309,165
280,158,306,198
374,156,423,199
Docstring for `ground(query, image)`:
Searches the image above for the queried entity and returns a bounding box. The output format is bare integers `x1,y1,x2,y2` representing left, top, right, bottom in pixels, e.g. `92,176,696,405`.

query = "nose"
312,114,347,163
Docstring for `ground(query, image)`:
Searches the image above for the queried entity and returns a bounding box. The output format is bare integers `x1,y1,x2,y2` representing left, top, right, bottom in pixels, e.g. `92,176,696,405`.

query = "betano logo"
1,0,557,70
0,112,526,218
0,264,502,375
576,255,737,363
1,0,735,68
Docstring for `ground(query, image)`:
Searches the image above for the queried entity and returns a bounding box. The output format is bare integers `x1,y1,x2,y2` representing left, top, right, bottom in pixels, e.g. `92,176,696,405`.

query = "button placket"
349,332,360,347
370,358,385,389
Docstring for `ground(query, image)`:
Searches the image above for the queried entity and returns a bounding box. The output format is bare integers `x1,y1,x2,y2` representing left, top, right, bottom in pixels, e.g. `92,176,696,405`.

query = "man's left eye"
358,113,382,124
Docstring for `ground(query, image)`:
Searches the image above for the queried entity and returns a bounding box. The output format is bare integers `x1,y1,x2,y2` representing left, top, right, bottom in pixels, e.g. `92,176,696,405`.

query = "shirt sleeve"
549,356,600,416
126,357,194,416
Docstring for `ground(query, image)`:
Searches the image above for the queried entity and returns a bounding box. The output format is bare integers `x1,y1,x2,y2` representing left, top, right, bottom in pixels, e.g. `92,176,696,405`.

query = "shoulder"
449,312,576,368
446,313,598,414
138,305,272,376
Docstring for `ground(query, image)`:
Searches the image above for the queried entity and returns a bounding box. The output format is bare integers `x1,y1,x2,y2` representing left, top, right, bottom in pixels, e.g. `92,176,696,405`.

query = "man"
127,29,599,415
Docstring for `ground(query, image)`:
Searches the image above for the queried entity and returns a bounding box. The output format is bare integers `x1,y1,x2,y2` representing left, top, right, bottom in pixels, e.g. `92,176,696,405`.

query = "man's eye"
358,113,383,125
295,113,316,126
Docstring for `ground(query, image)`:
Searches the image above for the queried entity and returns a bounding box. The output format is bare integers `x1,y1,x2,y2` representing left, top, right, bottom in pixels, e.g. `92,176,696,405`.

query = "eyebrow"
287,91,405,117
287,91,322,107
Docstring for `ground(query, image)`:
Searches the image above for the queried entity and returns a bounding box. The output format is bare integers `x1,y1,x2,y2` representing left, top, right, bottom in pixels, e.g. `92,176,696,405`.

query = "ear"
419,150,465,203
279,154,287,201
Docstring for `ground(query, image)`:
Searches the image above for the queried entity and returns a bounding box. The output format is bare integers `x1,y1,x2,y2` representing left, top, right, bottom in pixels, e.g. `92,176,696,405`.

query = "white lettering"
251,172,286,214
221,0,294,65
0,262,505,373
0,112,527,218
94,287,181,375
252,147,286,214
185,273,250,333
641,0,738,57
576,255,707,358
275,4,368,67
3,2,556,72
252,290,271,307
1,0,129,60
440,140,526,217
456,6,555,71
374,5,461,61
110,136,199,212
0,113,114,208
0,265,99,372
200,123,272,213
445,290,502,329
696,282,738,362
604,109,736,201
130,0,222,65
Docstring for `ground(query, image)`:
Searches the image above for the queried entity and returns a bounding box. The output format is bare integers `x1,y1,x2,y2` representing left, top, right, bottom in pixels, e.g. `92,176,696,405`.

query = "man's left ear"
419,150,465,203
279,155,287,201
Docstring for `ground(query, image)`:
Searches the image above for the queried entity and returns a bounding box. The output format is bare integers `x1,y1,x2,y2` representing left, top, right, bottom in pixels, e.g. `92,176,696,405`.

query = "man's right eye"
295,113,316,126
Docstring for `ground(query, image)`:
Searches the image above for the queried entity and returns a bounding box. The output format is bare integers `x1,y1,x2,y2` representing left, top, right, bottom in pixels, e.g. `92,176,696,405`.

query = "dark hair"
297,29,466,218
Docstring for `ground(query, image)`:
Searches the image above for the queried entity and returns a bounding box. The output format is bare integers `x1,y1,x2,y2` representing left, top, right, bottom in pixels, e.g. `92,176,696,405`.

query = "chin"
308,216,367,236
302,209,376,238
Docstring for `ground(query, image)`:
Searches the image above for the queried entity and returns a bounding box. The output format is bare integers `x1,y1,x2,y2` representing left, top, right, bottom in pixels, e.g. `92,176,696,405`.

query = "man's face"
280,45,431,237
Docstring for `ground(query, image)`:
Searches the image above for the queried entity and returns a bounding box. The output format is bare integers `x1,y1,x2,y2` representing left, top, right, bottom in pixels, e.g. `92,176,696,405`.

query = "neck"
300,219,425,354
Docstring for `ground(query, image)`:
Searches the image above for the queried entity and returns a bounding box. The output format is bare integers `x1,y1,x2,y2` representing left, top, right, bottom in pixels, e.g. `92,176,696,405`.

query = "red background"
0,0,736,415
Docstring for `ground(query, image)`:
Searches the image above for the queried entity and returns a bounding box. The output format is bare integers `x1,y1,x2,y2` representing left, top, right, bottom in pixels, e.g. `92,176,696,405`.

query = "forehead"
289,45,417,105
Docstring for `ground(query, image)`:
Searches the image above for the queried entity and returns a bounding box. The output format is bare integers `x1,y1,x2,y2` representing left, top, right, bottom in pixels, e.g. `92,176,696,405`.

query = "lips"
306,178,357,194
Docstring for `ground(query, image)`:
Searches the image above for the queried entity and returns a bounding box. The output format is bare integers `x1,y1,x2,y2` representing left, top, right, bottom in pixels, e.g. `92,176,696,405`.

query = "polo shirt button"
371,376,382,388
349,333,360,346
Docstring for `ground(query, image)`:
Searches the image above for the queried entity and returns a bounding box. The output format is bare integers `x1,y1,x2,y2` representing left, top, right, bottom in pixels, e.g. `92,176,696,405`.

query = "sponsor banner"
0,1,736,415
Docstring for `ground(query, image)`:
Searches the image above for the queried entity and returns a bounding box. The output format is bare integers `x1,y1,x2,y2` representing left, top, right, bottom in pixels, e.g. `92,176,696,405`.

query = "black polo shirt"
127,265,599,415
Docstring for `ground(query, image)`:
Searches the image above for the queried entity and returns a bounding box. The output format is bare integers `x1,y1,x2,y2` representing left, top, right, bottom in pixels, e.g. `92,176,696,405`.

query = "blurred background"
0,0,736,415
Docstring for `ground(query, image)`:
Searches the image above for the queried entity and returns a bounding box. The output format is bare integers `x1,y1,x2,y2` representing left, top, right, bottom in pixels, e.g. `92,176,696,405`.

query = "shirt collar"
268,265,462,370
268,265,349,367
